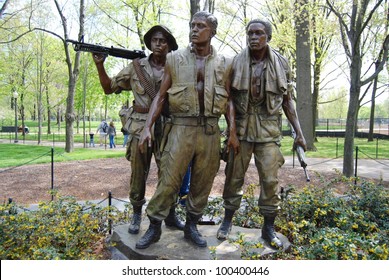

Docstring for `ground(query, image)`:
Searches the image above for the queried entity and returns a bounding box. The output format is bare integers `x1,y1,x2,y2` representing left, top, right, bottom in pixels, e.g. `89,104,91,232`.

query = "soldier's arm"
282,92,307,150
138,63,172,152
225,66,240,154
92,53,114,94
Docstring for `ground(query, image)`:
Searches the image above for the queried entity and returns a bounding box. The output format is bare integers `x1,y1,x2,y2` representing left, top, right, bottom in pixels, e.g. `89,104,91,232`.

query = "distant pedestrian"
89,132,95,147
96,120,108,146
121,127,129,147
107,121,116,148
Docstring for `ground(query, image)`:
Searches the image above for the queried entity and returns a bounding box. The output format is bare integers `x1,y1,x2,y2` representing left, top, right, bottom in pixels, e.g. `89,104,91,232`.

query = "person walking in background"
92,25,184,235
107,121,116,148
121,126,129,147
96,120,108,146
217,19,307,249
89,131,95,147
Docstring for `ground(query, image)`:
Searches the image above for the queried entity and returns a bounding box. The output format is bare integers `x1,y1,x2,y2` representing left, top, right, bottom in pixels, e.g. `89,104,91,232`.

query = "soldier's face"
190,16,213,44
247,23,268,51
151,31,170,57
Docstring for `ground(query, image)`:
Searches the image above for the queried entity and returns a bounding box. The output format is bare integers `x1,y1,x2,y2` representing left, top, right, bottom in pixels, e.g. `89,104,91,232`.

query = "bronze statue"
136,11,239,249
92,25,184,235
217,19,307,249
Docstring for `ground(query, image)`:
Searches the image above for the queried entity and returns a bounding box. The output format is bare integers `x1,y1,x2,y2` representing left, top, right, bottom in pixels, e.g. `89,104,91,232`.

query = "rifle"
66,39,146,60
290,126,310,182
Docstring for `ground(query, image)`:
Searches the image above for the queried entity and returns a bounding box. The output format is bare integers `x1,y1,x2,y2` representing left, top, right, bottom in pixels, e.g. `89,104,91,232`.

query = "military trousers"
222,141,285,215
128,137,161,207
146,124,221,221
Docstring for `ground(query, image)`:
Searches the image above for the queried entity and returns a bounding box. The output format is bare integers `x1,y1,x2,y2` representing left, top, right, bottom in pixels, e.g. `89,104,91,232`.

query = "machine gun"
291,126,310,182
66,39,146,60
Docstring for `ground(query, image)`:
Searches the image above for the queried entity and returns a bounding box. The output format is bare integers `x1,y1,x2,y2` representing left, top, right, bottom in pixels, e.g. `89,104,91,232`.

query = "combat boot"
216,209,235,240
128,205,142,234
184,212,207,247
135,217,162,249
261,215,283,249
164,206,185,230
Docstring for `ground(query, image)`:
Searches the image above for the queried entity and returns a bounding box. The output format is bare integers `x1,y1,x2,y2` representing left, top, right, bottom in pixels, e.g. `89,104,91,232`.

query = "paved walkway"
283,156,389,182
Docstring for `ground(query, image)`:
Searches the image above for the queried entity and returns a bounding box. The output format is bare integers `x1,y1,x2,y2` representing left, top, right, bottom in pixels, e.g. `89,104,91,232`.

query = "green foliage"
203,196,224,223
276,181,389,260
234,184,263,228
228,232,265,260
0,194,126,260
212,178,388,260
1,180,387,260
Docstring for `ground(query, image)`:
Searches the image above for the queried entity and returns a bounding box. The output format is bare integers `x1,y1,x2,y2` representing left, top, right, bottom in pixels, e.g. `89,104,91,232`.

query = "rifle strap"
133,58,157,100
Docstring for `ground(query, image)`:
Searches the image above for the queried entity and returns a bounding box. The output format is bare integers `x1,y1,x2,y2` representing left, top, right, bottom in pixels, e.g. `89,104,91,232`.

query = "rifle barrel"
303,168,310,182
66,39,146,60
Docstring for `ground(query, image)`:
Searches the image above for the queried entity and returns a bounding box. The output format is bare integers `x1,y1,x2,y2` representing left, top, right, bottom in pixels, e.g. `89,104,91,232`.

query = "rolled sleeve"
110,64,133,93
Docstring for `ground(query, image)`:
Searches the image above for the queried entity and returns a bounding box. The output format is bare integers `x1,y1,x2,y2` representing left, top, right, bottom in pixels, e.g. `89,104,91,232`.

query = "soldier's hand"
91,52,107,64
294,134,307,151
227,132,240,155
138,128,152,153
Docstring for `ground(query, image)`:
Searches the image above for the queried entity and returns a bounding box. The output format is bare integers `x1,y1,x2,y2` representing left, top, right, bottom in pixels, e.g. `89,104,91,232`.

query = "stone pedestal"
110,220,291,260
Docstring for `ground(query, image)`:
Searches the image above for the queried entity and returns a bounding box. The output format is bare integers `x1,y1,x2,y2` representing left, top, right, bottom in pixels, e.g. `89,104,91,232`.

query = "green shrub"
220,179,388,260
276,181,389,260
234,184,263,228
0,195,122,260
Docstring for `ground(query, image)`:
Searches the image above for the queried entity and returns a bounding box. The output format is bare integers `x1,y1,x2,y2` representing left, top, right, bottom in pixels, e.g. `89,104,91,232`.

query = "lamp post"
13,90,18,143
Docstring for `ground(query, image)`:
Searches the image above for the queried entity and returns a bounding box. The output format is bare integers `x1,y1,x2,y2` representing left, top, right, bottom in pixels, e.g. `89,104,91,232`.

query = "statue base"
109,220,291,260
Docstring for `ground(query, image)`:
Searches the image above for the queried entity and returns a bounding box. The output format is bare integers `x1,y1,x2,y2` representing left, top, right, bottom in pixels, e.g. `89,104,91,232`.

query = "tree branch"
0,0,10,18
361,34,389,86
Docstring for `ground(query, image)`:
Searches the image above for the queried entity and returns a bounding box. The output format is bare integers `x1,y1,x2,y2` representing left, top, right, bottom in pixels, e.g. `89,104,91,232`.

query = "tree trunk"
82,60,88,148
55,0,84,153
312,62,320,142
295,0,315,150
37,37,43,145
65,80,76,152
368,63,379,142
343,94,359,177
46,66,51,135
190,0,200,20
343,54,362,177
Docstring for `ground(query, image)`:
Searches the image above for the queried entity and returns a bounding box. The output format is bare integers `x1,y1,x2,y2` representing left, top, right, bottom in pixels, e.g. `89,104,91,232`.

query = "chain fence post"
108,191,112,234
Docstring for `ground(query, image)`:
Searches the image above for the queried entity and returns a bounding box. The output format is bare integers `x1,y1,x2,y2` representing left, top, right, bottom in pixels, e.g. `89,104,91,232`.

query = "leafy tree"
326,0,389,176
311,0,338,141
0,0,10,17
318,87,348,119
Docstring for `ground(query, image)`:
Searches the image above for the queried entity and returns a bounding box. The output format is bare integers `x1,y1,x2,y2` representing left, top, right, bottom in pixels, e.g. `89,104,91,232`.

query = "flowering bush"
218,179,388,260
0,195,122,260
276,181,388,259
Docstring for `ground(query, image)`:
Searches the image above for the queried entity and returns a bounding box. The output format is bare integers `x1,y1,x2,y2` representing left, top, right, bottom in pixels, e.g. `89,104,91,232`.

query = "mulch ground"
1,157,375,206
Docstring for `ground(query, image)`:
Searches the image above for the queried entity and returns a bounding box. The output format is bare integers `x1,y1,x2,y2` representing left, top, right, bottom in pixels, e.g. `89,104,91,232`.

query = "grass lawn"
0,136,387,168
